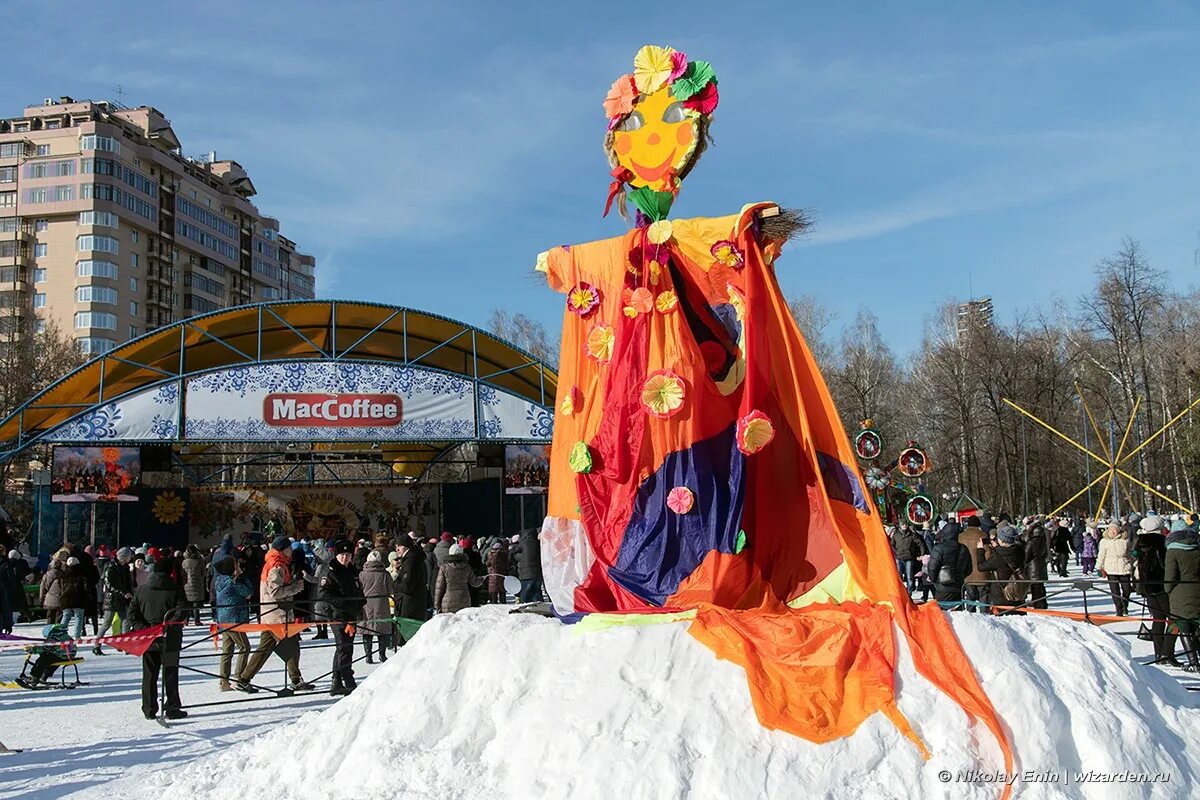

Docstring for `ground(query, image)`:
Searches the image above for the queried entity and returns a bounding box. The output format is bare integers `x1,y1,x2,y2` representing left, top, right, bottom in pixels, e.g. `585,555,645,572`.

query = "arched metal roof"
0,300,557,458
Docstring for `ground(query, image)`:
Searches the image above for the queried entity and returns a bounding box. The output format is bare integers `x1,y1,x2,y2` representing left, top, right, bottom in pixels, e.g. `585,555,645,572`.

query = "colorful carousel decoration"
851,422,934,524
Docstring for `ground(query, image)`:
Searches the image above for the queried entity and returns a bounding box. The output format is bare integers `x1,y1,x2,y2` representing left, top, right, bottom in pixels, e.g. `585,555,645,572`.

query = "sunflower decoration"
603,45,720,221
152,491,186,525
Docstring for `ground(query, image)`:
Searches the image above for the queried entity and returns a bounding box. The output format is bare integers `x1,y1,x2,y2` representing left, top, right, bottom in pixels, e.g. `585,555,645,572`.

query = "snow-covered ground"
2,561,1198,800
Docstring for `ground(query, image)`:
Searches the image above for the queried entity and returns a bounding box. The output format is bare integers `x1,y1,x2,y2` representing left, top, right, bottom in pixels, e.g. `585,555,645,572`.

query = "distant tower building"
956,297,993,339
0,96,315,355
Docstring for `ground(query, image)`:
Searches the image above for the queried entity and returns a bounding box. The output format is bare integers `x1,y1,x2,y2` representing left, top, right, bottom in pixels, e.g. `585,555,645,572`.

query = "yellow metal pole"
1114,468,1194,515
1049,472,1113,517
1119,394,1200,466
1109,399,1141,511
1002,398,1109,465
1076,383,1114,461
1094,471,1114,521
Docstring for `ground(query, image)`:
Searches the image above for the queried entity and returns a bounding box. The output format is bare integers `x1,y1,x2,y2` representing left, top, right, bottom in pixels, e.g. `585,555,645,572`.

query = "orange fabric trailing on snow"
991,606,1142,625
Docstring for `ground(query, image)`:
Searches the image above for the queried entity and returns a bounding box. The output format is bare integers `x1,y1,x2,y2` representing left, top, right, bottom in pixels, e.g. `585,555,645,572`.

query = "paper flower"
641,370,686,418
621,287,653,317
655,291,678,314
682,81,719,115
668,51,689,83
586,323,615,363
604,74,638,118
667,486,694,514
734,530,747,554
569,441,593,474
560,385,581,416
737,410,776,455
670,60,716,102
646,219,673,244
711,240,744,269
633,45,676,94
567,283,602,317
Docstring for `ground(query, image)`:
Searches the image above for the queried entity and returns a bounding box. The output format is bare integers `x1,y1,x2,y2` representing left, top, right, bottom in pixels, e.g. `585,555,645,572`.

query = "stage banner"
189,486,439,544
184,362,475,441
44,382,180,443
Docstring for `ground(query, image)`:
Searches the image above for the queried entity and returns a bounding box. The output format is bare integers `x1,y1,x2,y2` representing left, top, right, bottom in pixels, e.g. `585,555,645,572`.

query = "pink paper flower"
668,51,689,83
667,486,694,514
567,282,602,317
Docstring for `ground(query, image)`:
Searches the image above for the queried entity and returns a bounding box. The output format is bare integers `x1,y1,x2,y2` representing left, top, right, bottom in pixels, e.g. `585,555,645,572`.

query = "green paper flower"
627,185,675,222
569,441,593,474
734,530,747,554
670,60,716,101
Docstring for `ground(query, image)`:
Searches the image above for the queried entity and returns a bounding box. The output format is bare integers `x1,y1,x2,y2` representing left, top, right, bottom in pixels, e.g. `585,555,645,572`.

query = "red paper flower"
683,81,719,115
567,283,602,317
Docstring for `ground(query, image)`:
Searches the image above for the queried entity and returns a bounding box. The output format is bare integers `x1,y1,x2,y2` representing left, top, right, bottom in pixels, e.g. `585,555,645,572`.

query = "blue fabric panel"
609,425,745,605
817,451,869,514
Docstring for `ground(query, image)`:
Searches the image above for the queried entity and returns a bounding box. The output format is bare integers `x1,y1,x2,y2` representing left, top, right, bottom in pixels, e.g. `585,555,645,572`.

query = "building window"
77,235,119,254
35,320,46,334
77,336,116,355
74,311,117,330
130,253,139,268
76,260,119,279
129,300,138,315
34,293,47,308
34,268,46,283
34,243,47,258
129,325,140,338
131,230,139,244
54,160,74,177
35,144,50,156
25,187,47,204
129,277,139,291
54,185,73,202
0,143,28,158
76,285,118,304
79,210,119,228
28,163,48,179
78,135,120,154
35,219,48,232
0,191,15,207
0,167,15,183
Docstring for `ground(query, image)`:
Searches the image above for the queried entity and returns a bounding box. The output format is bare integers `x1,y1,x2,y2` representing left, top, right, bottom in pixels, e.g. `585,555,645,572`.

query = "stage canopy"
0,300,556,483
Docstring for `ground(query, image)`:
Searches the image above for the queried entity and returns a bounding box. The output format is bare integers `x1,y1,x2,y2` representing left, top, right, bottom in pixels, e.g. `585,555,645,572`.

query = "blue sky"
10,1,1200,356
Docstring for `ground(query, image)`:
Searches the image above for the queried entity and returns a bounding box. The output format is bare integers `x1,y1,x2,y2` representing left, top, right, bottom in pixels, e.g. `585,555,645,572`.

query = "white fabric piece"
539,515,594,615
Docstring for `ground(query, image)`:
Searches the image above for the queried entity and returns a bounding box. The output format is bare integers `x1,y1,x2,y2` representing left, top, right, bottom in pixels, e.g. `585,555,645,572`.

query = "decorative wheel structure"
849,423,935,523
905,495,934,525
896,443,930,478
853,427,884,461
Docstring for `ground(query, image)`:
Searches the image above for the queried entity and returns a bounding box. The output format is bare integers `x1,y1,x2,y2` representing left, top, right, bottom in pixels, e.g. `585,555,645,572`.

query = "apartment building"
0,96,316,355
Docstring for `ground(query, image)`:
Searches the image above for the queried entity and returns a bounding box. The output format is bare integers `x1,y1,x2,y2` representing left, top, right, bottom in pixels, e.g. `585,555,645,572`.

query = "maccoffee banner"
184,362,476,441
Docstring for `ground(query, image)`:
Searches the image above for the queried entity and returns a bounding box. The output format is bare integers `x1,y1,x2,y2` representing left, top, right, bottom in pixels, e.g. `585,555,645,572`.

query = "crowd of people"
888,511,1200,671
2,525,547,718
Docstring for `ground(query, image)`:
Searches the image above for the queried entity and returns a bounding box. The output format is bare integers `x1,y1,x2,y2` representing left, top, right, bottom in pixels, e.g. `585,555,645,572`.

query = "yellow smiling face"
611,85,700,192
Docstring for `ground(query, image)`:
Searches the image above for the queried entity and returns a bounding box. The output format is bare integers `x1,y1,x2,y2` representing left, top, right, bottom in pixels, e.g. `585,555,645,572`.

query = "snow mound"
148,607,1200,800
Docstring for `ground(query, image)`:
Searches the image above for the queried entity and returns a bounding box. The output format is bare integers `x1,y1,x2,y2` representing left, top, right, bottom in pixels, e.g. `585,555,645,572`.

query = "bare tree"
488,310,556,366
787,294,836,369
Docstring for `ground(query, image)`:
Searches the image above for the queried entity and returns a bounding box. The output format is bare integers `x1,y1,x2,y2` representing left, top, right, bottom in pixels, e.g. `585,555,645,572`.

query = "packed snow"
4,574,1199,799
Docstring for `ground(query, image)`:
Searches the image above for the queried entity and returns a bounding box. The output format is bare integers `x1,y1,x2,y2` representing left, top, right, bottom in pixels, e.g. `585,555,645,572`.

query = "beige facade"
0,96,315,355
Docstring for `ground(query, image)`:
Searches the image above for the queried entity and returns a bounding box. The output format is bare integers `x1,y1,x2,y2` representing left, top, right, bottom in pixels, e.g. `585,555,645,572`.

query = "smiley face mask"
603,45,719,221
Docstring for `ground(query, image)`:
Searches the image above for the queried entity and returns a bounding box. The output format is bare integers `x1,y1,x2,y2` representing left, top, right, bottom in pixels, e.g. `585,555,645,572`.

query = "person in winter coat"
38,549,70,624
393,540,428,627
180,545,207,626
319,540,365,695
358,550,394,663
1023,524,1050,610
1071,521,1086,567
1049,522,1073,577
958,517,991,613
131,554,151,590
93,548,135,655
56,557,91,640
1136,518,1179,666
236,536,314,693
434,533,453,567
0,553,21,634
126,556,190,719
1165,523,1200,672
1096,522,1134,616
309,539,334,639
435,544,483,614
212,554,254,690
509,528,544,603
925,521,973,609
891,525,925,597
976,526,1027,608
486,540,510,605
1081,527,1100,574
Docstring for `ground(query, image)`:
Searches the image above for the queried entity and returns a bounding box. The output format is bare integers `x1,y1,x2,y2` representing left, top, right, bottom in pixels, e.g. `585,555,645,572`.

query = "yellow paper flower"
727,283,746,321
737,410,776,455
656,291,678,314
646,220,673,244
586,324,615,363
633,45,676,94
560,385,581,416
641,370,686,418
648,261,662,286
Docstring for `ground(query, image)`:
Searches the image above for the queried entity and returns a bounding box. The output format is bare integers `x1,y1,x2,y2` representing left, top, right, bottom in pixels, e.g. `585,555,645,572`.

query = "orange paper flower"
604,74,638,119
641,370,686,418
622,287,653,317
586,324,615,363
